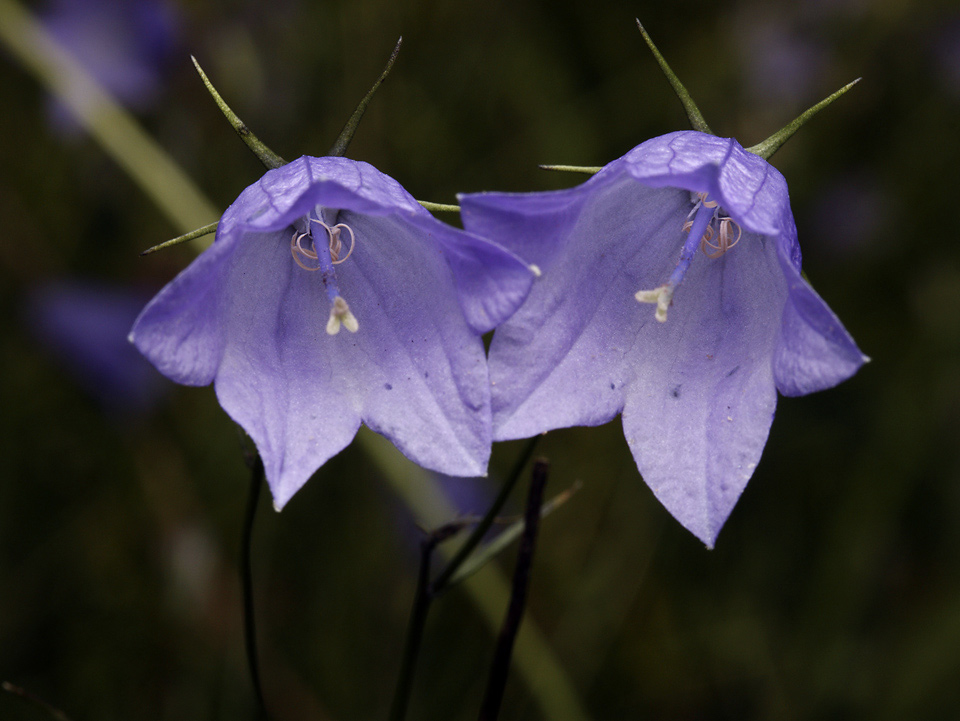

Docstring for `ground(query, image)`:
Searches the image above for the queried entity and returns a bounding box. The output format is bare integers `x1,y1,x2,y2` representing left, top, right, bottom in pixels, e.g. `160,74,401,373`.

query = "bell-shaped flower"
131,156,533,508
459,130,867,547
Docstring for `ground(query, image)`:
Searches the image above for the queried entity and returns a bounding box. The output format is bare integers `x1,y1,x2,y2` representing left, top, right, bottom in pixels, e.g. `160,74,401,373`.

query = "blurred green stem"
0,0,218,243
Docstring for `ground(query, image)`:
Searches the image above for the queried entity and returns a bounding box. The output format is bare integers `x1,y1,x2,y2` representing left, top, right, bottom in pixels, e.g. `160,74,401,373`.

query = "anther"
700,217,742,259
291,231,321,270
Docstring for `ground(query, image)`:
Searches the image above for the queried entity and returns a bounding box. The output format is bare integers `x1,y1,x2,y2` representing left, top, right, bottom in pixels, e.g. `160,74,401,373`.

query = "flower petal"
129,238,229,386
487,176,689,437
773,254,869,396
335,210,494,479
620,229,785,547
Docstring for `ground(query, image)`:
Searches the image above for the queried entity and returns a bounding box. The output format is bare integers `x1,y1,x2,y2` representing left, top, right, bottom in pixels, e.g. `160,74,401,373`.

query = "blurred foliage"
2,0,960,719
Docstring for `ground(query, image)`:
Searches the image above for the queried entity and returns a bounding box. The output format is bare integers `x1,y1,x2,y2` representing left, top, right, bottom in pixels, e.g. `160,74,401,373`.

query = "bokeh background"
2,0,960,719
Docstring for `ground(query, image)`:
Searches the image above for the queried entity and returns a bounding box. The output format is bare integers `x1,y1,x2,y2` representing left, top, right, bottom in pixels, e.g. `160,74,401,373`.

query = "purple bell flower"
131,156,533,509
459,130,867,547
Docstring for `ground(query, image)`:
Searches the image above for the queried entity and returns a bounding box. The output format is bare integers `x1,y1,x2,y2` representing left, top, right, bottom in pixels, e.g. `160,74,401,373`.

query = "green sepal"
191,56,286,170
141,221,218,256
417,200,460,213
327,37,402,158
444,482,581,589
636,20,713,135
539,164,603,175
747,78,861,160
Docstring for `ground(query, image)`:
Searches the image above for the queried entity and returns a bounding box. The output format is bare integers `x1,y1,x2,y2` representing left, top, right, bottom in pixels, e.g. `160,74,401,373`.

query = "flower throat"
290,208,359,335
634,192,742,322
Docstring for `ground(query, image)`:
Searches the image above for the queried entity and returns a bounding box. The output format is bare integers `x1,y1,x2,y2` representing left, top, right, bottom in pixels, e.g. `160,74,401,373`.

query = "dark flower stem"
388,531,441,721
388,436,541,721
431,435,541,595
241,454,270,720
477,458,549,721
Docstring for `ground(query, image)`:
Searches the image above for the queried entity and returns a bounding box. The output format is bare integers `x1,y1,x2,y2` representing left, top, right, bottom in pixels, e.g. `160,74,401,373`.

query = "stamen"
326,295,359,335
310,218,356,264
700,217,742,259
291,231,321,271
699,192,718,209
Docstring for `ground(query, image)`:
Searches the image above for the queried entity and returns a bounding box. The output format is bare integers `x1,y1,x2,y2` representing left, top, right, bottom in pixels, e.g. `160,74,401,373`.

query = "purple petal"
620,228,784,548
487,176,687,437
773,254,869,396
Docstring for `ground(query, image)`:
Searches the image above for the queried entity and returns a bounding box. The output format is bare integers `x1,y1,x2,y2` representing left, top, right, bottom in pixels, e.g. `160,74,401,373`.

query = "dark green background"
2,0,959,718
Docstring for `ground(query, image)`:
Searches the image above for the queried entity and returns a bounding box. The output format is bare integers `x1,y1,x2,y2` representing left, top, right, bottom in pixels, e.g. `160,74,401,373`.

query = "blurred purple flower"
809,172,888,257
738,18,826,106
131,156,533,509
26,280,168,412
460,131,867,547
41,0,179,130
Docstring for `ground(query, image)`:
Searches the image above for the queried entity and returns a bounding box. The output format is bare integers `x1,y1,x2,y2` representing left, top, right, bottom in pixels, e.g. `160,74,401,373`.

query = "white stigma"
326,295,359,335
634,285,673,323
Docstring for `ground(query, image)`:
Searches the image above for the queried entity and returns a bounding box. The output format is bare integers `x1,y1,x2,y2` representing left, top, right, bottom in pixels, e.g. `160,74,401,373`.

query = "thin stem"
477,458,550,721
387,520,464,721
417,200,460,213
2,682,73,721
431,435,541,594
241,455,270,720
387,534,438,721
538,164,603,175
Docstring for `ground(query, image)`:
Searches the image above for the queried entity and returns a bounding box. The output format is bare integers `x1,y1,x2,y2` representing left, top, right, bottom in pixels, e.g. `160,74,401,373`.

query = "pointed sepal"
747,78,861,160
327,37,402,157
191,56,286,170
141,221,219,256
417,200,460,213
539,164,603,175
636,20,713,135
